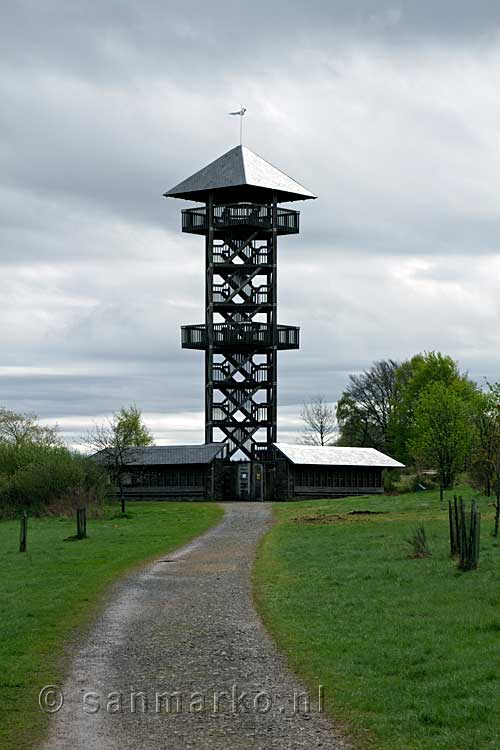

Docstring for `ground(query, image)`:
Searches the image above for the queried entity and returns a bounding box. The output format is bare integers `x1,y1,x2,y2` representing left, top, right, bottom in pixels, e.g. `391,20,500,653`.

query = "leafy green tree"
470,384,500,534
410,381,475,493
0,407,62,448
115,405,154,446
335,353,475,462
336,360,399,451
470,389,499,496
85,405,153,514
389,352,476,463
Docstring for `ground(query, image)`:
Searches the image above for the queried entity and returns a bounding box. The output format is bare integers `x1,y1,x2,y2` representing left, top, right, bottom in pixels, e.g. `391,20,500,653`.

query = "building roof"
93,443,226,466
164,145,316,203
274,443,405,468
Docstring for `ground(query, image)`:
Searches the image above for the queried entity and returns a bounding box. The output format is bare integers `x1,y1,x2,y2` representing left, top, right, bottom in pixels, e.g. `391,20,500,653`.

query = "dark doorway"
234,462,265,501
237,463,251,500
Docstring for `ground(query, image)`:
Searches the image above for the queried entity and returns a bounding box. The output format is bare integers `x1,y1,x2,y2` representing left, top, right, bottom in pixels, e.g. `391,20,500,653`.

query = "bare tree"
84,406,153,514
300,396,337,446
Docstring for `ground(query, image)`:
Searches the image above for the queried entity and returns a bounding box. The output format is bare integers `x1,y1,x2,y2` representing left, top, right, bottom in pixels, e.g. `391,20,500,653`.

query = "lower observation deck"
182,323,300,350
182,203,299,236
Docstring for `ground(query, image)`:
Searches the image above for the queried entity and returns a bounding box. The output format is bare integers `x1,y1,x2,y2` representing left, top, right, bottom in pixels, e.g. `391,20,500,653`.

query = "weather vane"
229,105,247,145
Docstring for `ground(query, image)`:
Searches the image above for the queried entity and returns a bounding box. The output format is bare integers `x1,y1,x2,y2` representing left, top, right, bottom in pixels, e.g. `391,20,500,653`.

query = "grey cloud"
4,1,500,79
3,1,500,446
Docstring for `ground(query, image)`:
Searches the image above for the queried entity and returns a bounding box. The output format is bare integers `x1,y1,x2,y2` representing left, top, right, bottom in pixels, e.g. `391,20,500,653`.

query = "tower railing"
213,283,272,305
212,243,271,265
182,203,299,235
212,405,270,423
181,322,299,350
213,363,270,384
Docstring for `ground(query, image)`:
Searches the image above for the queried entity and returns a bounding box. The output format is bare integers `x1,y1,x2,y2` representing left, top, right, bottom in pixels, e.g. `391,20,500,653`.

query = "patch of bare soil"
295,510,385,524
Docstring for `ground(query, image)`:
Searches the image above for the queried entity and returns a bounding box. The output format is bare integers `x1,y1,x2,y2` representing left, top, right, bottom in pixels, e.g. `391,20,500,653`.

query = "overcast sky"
3,1,500,447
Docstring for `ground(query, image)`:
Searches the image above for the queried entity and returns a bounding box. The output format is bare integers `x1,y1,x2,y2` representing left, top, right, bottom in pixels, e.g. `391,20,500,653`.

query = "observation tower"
165,145,315,498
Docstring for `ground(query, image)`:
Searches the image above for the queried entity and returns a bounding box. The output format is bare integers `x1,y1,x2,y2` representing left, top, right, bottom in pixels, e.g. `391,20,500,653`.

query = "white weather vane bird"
229,106,247,144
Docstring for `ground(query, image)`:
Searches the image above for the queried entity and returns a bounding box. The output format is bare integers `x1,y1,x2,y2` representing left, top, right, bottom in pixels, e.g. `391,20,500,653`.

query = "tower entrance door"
236,462,264,501
252,462,264,501
237,463,250,500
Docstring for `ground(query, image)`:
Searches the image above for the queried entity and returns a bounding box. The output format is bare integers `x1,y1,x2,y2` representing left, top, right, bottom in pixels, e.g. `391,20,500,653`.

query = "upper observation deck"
181,203,300,237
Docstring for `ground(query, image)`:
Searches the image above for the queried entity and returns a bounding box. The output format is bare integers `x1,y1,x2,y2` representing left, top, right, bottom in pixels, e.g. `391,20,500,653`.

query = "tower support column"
205,192,214,444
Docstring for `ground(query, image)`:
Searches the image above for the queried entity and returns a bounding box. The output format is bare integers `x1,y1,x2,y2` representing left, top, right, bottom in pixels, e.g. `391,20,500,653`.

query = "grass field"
0,502,222,750
254,487,500,750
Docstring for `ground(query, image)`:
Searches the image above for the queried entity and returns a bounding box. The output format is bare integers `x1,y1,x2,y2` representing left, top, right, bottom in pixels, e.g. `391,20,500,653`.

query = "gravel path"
42,503,346,749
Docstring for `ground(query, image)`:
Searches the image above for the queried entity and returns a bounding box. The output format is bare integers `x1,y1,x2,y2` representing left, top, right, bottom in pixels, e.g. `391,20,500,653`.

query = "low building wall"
273,459,384,500
121,463,214,500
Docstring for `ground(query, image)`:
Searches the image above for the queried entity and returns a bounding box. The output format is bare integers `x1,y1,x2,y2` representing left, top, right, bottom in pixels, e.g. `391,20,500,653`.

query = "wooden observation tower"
165,145,315,497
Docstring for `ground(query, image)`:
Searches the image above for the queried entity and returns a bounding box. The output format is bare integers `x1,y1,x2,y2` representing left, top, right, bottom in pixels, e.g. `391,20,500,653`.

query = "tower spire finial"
229,105,247,145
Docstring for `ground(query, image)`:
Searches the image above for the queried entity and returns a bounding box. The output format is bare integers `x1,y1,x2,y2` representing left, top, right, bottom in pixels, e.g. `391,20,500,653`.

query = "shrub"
382,469,399,492
388,470,439,494
0,446,108,517
413,472,438,491
405,526,431,558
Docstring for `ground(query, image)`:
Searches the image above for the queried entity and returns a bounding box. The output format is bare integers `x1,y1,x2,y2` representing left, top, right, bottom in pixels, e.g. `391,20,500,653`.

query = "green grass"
0,502,222,750
254,487,500,750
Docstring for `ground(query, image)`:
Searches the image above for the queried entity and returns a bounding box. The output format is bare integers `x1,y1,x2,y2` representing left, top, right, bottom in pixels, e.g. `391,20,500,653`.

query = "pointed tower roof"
164,145,316,203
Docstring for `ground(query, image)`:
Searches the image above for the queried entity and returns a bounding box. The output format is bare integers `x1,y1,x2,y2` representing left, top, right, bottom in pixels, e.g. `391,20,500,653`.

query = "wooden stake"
76,507,87,539
19,512,27,553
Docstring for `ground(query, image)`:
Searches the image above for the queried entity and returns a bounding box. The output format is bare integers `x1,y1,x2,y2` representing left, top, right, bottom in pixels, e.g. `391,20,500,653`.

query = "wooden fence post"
455,496,461,554
19,512,27,552
76,507,87,539
458,499,480,571
448,498,454,555
459,498,467,569
448,495,461,556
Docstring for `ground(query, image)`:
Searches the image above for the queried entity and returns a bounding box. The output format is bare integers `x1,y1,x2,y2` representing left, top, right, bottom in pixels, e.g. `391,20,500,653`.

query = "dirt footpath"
42,503,346,749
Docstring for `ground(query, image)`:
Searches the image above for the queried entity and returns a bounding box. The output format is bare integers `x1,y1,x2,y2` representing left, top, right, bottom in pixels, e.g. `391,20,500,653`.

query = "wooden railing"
213,364,270,383
213,244,271,265
181,323,300,350
213,283,271,304
182,203,300,235
211,405,270,423
254,445,273,461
